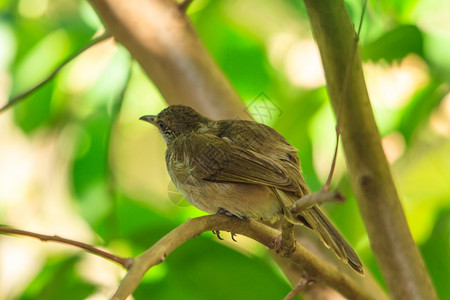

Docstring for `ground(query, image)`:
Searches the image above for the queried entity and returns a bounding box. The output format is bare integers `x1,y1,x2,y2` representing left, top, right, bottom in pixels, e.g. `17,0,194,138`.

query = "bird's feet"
212,208,239,242
212,230,224,240
212,230,238,242
216,207,235,217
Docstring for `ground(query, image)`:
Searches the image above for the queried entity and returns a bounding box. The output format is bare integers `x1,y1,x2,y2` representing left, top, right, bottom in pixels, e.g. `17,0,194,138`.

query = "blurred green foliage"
135,238,290,300
19,256,96,300
1,0,450,299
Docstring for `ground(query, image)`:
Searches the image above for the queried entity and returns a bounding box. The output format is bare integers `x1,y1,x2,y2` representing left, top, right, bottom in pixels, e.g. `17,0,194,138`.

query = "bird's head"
140,105,210,144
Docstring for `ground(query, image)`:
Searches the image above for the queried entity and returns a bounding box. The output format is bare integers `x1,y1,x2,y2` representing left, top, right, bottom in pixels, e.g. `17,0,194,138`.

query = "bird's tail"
272,188,363,274
301,206,364,274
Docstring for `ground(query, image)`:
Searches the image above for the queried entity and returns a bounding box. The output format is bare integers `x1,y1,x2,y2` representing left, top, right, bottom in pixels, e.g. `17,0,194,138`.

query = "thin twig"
0,226,132,269
323,0,367,191
0,32,111,114
283,274,312,300
290,191,345,215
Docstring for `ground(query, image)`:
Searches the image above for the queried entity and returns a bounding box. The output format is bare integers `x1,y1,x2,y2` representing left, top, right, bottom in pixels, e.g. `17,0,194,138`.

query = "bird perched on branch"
140,105,363,274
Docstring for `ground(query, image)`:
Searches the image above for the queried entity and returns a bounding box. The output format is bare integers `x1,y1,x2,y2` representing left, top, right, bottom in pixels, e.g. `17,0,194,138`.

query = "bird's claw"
212,230,238,242
212,230,224,240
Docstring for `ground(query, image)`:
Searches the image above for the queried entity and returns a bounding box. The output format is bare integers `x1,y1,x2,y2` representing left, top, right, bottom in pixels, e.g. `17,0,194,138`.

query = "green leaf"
72,113,111,197
421,209,450,300
19,256,96,300
192,2,270,98
115,196,176,250
397,79,446,144
13,81,53,133
70,112,114,238
361,25,424,63
9,21,96,133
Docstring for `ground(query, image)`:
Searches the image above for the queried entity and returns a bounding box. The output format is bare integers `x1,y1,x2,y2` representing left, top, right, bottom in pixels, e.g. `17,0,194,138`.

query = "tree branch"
283,273,311,300
0,226,132,269
111,215,377,300
290,191,344,215
88,0,248,120
303,0,438,299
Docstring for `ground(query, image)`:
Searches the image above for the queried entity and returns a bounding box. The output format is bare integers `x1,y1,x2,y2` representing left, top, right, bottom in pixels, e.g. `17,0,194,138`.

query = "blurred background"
1,0,450,299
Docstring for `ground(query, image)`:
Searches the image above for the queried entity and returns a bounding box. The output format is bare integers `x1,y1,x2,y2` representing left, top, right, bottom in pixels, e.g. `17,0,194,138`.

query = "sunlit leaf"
398,79,445,144
361,25,424,63
193,1,270,99
13,81,53,133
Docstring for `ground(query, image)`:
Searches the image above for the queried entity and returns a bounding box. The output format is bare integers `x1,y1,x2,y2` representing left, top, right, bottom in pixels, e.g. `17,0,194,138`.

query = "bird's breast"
166,148,282,221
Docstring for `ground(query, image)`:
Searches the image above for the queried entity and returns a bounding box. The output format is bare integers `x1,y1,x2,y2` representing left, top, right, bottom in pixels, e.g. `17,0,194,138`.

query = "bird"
140,104,363,274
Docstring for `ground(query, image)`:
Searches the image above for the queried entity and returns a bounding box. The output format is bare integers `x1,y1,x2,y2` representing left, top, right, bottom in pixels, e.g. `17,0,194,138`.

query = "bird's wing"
172,133,299,192
216,120,308,196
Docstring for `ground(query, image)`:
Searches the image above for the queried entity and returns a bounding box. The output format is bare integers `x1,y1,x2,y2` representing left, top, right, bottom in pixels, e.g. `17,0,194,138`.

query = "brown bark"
303,0,437,299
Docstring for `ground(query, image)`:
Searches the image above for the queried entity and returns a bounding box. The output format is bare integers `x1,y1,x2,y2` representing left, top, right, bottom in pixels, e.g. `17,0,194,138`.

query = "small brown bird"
140,105,363,274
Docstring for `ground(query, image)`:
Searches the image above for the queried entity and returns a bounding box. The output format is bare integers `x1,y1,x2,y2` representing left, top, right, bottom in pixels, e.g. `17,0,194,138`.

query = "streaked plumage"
140,105,363,274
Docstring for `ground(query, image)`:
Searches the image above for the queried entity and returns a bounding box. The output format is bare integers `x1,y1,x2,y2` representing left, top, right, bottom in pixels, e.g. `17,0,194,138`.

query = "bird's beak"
139,115,157,124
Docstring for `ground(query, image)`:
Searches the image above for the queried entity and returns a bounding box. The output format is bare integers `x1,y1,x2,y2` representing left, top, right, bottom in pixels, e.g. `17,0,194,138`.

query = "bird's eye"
158,121,166,129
